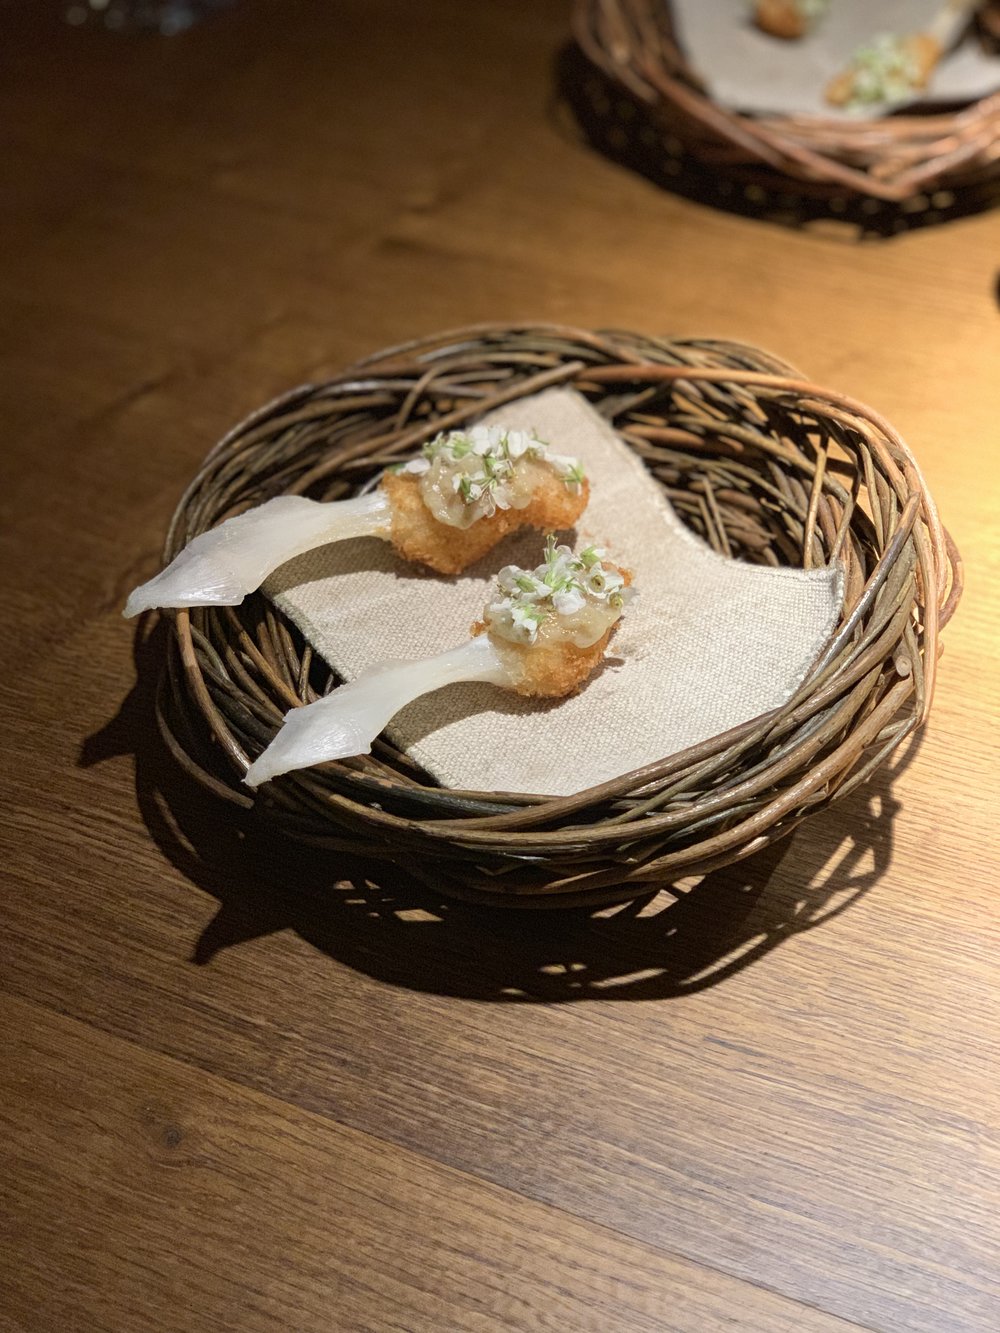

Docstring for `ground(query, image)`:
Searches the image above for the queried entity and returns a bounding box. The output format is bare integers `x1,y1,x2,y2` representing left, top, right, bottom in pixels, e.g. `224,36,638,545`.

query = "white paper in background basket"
265,388,844,797
671,0,1000,120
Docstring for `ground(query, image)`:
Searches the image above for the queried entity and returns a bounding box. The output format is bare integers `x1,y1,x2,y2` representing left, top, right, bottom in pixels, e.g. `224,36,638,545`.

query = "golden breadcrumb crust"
474,627,614,698
754,0,807,39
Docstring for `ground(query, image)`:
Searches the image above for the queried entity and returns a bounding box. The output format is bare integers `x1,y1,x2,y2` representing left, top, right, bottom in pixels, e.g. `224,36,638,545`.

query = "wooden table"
2,3,998,1329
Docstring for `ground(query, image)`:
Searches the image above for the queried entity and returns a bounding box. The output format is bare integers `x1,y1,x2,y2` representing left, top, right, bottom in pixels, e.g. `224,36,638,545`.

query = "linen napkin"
265,388,843,796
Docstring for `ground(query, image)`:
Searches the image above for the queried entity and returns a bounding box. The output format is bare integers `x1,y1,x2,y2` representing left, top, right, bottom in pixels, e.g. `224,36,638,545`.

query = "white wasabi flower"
400,456,431,476
470,427,495,457
541,538,576,580
505,431,530,460
584,566,624,597
578,544,606,569
515,572,551,600
510,604,544,644
552,587,586,616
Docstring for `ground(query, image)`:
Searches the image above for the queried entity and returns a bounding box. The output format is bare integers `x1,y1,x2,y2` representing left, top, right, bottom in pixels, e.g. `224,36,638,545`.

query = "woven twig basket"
573,0,1000,205
155,325,961,909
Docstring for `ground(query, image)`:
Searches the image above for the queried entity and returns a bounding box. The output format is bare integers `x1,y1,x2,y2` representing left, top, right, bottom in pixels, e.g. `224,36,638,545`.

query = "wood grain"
4,994,864,1333
2,1,999,1330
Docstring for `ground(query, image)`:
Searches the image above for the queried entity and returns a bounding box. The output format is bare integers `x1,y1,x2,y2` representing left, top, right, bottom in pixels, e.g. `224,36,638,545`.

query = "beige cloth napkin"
266,388,843,797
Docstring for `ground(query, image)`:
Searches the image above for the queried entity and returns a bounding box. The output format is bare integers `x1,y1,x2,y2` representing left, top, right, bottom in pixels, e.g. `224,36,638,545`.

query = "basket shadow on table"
555,42,1000,239
83,618,914,1003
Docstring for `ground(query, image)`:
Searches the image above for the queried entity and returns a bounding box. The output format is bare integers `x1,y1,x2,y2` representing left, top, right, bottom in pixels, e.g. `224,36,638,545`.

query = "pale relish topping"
484,536,634,648
397,425,585,530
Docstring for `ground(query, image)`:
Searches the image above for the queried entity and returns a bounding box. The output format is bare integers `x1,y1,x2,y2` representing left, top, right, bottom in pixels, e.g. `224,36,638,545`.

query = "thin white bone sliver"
244,635,510,787
124,492,391,617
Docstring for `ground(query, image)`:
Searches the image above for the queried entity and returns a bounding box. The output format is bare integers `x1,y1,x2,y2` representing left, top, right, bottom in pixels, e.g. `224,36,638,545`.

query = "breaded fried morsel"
825,32,941,108
754,0,825,41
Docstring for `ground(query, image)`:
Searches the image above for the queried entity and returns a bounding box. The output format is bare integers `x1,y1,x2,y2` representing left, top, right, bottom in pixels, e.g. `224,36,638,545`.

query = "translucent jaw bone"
244,635,511,787
124,492,391,617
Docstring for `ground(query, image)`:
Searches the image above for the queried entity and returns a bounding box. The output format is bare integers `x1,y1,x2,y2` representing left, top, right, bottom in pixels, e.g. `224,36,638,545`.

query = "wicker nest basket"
155,325,960,909
573,0,1000,206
